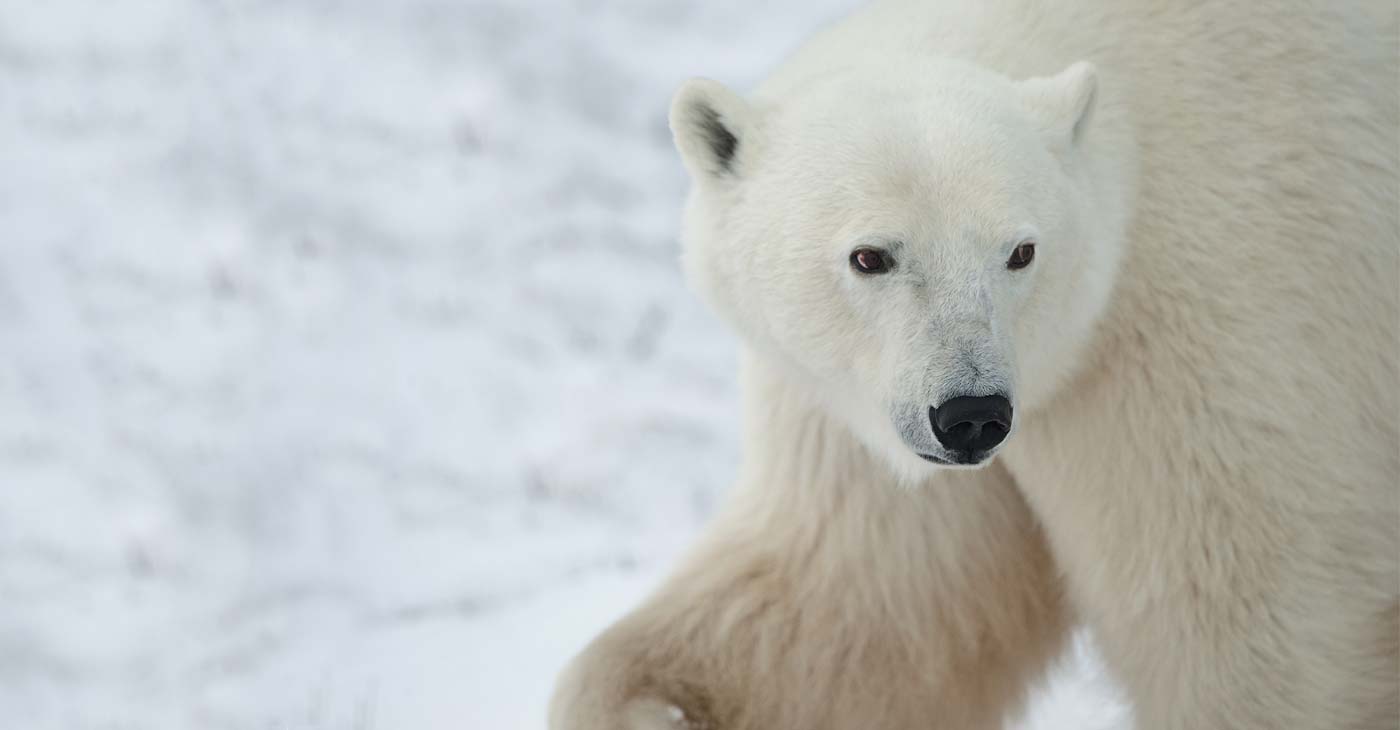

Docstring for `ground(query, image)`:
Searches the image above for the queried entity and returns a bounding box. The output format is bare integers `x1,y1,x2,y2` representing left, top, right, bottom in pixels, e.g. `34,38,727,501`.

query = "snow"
0,1,1128,728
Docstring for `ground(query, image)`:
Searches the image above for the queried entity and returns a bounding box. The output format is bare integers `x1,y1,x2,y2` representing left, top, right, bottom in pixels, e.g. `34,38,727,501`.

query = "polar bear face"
671,60,1122,479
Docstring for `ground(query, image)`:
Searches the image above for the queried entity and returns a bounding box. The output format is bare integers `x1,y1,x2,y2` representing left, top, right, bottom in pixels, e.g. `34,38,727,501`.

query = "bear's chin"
918,453,955,466
919,452,1000,469
873,447,994,489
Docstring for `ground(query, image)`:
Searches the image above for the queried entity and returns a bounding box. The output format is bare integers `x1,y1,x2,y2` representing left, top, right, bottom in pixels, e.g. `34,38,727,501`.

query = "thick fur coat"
551,1,1400,728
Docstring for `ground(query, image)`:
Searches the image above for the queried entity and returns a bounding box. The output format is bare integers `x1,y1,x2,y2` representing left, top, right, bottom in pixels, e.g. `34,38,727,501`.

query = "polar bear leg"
550,383,1070,730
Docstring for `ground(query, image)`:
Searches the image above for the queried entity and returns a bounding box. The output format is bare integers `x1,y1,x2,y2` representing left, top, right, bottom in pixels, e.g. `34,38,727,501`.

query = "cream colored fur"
551,358,1069,730
551,1,1400,728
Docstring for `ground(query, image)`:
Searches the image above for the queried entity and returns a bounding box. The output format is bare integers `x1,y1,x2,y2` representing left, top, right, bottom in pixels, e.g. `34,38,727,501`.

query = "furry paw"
623,698,715,730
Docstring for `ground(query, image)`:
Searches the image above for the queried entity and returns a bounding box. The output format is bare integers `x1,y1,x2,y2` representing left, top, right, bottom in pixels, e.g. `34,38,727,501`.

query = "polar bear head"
671,58,1130,479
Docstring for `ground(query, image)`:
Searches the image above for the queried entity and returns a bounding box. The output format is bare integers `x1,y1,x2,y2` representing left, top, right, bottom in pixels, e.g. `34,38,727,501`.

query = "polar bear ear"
1017,61,1098,150
670,78,755,179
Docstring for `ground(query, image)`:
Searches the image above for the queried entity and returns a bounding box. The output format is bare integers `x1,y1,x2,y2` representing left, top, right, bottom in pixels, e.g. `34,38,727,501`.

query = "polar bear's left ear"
1017,61,1098,150
670,78,756,180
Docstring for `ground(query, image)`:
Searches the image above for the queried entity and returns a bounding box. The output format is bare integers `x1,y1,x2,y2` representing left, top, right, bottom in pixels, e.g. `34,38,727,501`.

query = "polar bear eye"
1007,241,1036,270
850,247,892,274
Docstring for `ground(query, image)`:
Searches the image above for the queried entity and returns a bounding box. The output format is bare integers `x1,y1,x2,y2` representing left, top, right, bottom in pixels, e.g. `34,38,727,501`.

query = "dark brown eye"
1007,241,1036,270
850,247,891,274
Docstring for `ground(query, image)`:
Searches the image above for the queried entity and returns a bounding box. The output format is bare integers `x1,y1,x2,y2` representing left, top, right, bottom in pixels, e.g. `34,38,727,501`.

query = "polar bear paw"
624,697,715,730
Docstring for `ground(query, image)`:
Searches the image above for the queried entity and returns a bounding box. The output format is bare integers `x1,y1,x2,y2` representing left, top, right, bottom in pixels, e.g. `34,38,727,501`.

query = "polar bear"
550,0,1399,728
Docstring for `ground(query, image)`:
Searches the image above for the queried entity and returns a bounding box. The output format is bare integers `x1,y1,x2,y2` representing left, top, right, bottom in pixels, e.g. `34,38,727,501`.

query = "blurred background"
1,1,1126,728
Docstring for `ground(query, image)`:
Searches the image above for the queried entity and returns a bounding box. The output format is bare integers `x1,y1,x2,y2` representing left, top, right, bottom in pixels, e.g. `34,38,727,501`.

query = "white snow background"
0,1,1129,728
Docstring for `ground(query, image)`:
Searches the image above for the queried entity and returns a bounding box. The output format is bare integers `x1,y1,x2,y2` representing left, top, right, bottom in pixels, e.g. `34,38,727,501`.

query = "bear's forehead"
757,121,1039,237
760,89,1046,208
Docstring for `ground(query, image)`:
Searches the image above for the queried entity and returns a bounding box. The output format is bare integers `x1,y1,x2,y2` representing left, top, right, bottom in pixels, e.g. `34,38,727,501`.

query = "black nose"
930,394,1013,455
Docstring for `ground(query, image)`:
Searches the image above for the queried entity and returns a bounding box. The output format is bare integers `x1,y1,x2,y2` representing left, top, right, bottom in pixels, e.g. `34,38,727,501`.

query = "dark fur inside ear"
696,105,738,173
670,79,752,178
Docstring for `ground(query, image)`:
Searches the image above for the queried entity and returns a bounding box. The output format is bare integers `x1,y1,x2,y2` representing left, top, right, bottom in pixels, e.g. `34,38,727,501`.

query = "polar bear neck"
730,350,906,503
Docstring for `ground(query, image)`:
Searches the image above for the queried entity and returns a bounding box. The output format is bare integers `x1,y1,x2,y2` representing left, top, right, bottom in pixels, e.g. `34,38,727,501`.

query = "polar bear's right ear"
670,79,755,180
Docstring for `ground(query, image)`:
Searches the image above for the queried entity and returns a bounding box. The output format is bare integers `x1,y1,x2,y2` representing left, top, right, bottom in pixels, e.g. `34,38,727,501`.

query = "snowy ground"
1,2,1127,728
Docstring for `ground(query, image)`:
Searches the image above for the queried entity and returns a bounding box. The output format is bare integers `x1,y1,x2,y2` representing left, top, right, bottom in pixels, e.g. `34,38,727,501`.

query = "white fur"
552,1,1399,728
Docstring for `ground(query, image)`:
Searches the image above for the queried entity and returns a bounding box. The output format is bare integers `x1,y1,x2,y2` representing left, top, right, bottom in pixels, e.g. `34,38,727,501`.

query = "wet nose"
930,394,1012,455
